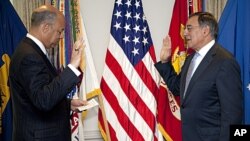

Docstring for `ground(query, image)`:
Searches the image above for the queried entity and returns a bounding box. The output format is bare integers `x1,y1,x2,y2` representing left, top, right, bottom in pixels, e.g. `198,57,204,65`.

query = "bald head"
31,5,64,28
29,5,65,49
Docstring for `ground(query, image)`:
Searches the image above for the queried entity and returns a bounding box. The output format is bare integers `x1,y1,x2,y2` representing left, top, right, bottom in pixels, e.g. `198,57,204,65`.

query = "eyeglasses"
184,25,200,32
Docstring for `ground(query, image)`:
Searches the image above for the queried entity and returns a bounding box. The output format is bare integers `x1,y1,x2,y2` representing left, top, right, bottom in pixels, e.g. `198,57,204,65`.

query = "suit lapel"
24,37,58,76
182,45,217,103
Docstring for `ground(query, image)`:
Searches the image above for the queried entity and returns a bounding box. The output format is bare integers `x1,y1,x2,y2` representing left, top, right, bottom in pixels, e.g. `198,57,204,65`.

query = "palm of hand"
160,36,172,63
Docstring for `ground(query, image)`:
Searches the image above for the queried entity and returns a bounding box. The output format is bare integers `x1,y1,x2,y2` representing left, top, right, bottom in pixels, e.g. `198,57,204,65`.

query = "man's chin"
186,40,192,46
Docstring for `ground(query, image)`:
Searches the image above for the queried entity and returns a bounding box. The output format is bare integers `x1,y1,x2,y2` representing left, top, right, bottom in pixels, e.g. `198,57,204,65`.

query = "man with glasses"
155,12,243,141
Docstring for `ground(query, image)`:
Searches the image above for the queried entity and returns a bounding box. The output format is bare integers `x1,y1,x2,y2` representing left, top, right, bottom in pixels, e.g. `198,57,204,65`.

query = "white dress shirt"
191,39,215,76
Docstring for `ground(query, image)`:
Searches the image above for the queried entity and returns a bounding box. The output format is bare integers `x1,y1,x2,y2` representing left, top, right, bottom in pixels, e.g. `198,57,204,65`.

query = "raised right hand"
69,37,85,68
160,35,172,63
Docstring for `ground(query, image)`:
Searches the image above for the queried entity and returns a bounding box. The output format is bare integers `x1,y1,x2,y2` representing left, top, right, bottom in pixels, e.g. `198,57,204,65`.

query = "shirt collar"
26,33,48,55
196,40,215,57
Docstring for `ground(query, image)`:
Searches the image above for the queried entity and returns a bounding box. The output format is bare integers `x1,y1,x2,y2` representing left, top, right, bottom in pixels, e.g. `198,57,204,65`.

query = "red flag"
157,0,188,141
157,83,182,141
98,0,163,140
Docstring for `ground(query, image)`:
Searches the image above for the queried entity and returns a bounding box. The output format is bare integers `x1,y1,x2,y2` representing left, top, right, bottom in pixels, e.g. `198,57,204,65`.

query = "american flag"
99,0,163,140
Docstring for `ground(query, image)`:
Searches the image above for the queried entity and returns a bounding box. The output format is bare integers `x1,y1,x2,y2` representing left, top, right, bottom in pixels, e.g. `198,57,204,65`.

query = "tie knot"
192,52,199,61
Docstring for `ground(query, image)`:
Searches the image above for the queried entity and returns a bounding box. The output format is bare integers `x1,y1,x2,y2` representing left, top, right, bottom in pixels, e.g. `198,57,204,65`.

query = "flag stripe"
106,46,156,131
101,79,144,140
108,37,157,116
102,50,155,140
103,97,128,141
136,50,160,98
107,122,119,141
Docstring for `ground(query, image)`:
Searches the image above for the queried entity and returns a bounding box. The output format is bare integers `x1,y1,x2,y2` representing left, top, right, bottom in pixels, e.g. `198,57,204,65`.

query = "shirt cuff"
68,64,81,76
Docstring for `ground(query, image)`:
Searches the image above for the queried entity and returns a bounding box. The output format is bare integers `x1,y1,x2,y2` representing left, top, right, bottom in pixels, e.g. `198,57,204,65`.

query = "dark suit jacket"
9,37,80,141
155,43,243,141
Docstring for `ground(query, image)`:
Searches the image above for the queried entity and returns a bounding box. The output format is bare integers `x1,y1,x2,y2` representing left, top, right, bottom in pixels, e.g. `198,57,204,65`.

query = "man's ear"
41,23,50,34
203,25,210,37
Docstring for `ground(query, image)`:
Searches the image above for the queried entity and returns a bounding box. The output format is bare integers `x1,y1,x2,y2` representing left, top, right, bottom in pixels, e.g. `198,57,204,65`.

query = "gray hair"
31,10,57,27
189,12,218,39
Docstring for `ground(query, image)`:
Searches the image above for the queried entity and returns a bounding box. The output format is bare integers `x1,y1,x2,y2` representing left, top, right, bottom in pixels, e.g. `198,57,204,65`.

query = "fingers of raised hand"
163,35,171,48
74,38,85,52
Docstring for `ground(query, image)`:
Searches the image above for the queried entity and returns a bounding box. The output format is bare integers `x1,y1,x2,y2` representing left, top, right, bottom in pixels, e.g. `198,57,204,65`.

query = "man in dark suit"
9,5,86,141
155,12,243,141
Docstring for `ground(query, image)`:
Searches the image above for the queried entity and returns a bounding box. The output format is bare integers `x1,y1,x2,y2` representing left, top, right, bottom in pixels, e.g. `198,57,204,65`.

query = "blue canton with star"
111,0,153,66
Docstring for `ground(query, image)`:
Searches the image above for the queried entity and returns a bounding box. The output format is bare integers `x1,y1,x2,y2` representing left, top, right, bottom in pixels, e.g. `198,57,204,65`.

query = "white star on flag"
132,47,139,56
247,83,250,91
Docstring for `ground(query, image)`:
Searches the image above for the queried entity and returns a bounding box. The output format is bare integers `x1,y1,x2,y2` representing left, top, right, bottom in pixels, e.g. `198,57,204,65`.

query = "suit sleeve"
155,61,181,96
216,58,243,140
19,54,80,111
